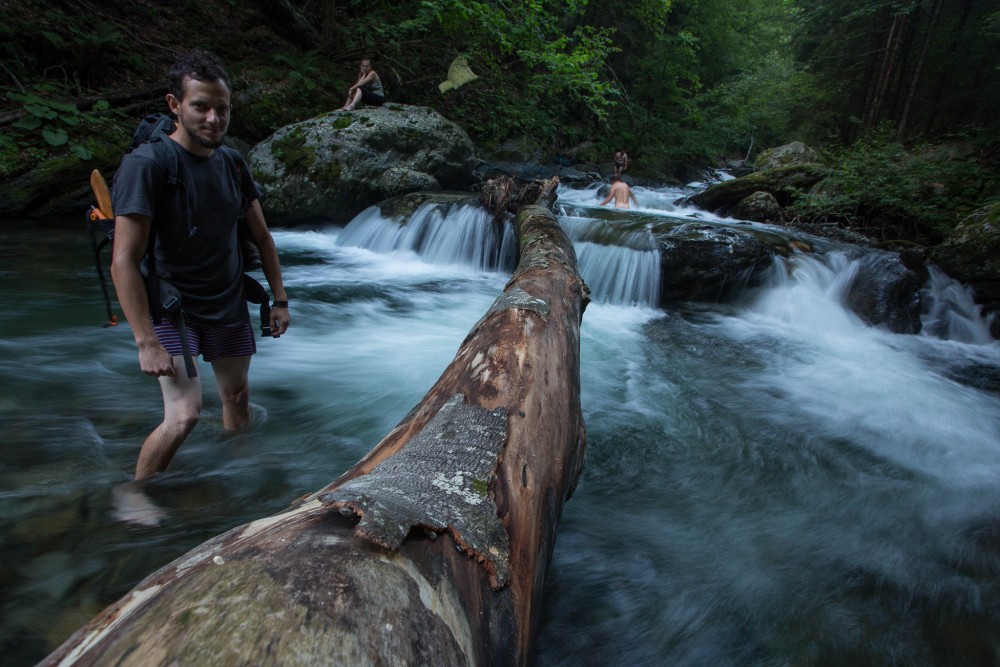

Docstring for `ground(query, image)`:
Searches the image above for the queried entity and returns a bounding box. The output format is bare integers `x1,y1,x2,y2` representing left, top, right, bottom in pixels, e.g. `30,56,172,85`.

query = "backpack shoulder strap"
146,133,180,190
218,147,246,193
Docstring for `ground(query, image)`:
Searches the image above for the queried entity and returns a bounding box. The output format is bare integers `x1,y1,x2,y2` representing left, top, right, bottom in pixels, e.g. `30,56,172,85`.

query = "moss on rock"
930,202,1000,281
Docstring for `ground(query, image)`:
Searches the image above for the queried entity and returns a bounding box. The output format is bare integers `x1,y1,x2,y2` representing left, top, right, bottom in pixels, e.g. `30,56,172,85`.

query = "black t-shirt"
112,139,262,326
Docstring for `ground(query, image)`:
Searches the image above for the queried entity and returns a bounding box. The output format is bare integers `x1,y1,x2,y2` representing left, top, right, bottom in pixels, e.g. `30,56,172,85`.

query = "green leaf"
48,100,79,113
42,127,69,147
93,100,111,111
59,114,80,126
13,116,43,130
41,31,65,48
70,144,93,160
25,104,59,120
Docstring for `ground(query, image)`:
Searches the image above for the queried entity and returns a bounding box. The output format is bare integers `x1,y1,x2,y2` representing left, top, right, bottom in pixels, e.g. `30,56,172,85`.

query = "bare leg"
135,356,203,478
212,355,252,432
340,88,363,111
113,355,201,526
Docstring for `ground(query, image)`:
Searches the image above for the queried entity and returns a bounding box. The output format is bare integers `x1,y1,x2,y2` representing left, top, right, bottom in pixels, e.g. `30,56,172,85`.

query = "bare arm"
244,199,290,337
598,191,614,206
110,214,175,377
629,188,638,206
349,71,377,93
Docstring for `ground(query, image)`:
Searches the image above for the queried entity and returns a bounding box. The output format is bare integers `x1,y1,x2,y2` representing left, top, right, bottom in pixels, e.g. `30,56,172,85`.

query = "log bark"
40,183,589,667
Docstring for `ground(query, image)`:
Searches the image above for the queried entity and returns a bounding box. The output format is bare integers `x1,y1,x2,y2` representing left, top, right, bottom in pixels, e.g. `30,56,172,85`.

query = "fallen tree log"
41,181,590,666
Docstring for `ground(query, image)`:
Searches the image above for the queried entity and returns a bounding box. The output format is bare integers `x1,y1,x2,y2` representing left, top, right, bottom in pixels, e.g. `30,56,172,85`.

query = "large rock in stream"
930,202,1000,303
655,223,776,301
685,163,828,218
842,250,928,334
930,201,1000,337
655,220,927,332
248,103,476,225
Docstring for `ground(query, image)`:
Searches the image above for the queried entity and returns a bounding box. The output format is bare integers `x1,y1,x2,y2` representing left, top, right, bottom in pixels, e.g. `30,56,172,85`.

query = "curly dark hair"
167,50,231,101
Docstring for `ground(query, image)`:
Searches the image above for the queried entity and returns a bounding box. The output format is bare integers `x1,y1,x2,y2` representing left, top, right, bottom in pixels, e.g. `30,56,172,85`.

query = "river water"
2,181,1000,666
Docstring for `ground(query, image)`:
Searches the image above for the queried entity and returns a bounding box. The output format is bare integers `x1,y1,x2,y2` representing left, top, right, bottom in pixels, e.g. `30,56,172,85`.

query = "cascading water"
922,265,996,344
336,199,519,272
2,181,999,667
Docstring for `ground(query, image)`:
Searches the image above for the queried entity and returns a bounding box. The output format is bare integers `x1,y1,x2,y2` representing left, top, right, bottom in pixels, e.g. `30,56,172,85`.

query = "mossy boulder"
686,163,829,215
249,103,476,225
753,141,821,171
0,134,125,220
732,190,781,222
930,201,1000,304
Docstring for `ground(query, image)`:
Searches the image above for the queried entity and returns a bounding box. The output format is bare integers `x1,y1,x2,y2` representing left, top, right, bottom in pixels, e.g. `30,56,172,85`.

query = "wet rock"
686,164,828,215
842,251,926,334
930,201,1000,305
732,190,781,222
472,159,601,186
655,223,776,302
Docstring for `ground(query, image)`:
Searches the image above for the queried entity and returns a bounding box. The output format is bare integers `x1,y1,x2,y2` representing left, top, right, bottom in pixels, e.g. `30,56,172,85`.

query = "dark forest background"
2,0,998,241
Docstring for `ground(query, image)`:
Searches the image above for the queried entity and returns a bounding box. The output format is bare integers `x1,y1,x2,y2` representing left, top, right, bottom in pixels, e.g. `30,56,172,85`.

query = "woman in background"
340,58,385,111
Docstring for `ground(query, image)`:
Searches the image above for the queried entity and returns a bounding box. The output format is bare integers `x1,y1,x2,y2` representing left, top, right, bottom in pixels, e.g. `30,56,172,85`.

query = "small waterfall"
921,266,995,344
560,215,661,307
335,189,995,339
750,251,995,344
336,201,518,272
575,244,660,306
750,252,864,335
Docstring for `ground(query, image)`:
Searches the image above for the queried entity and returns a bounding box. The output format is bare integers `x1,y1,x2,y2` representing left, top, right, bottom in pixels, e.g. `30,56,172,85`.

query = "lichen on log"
323,394,512,588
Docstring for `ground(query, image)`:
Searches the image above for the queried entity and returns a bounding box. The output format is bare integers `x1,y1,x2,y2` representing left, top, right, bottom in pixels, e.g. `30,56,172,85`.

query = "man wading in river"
599,175,638,209
110,51,290,526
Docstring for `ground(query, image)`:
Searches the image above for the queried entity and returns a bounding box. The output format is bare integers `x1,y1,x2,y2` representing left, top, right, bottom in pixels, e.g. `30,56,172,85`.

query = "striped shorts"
153,318,257,363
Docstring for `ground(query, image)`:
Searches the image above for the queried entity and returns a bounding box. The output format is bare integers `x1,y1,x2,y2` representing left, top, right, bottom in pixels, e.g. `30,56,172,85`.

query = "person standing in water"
613,149,630,178
110,50,290,525
339,58,385,111
599,175,638,209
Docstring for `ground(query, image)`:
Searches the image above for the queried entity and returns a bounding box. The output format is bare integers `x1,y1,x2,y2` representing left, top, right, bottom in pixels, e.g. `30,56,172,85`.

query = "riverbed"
3,182,1000,665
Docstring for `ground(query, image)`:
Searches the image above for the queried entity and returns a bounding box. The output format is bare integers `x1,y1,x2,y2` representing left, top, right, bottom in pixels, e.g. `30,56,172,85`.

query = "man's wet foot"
111,482,167,527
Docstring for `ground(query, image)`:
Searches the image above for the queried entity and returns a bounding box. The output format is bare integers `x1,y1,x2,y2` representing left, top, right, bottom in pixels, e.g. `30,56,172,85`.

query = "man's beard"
180,117,226,149
192,133,225,149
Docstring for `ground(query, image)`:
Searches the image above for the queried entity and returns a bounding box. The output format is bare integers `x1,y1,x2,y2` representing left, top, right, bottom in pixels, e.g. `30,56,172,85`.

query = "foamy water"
3,186,999,666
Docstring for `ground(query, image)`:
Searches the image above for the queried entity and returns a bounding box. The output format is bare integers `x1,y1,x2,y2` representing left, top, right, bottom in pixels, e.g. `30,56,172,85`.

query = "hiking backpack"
86,113,272,377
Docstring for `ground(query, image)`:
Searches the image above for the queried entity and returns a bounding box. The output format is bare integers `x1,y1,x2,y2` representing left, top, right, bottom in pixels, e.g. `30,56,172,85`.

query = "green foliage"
788,127,990,242
359,0,618,152
0,85,125,175
791,0,1000,142
6,90,102,158
595,0,803,177
0,0,995,230
273,51,324,93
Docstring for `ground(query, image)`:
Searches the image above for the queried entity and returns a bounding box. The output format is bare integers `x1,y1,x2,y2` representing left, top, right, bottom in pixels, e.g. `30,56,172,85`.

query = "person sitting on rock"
339,58,385,111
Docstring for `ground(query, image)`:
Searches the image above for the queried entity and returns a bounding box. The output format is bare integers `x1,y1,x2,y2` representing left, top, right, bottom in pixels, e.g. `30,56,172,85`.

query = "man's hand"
138,341,176,377
270,305,290,338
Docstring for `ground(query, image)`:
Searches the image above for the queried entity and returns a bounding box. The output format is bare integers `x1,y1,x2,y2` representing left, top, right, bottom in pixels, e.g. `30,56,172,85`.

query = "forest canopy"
1,0,997,207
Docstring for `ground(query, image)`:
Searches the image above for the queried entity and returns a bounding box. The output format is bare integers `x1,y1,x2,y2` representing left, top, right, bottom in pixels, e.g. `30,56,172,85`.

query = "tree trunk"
254,0,323,50
863,11,909,131
924,0,974,135
897,0,943,140
39,182,590,667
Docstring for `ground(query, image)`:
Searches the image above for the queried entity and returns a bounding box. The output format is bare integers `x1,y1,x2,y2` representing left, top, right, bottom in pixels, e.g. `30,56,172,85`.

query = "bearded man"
110,50,290,524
